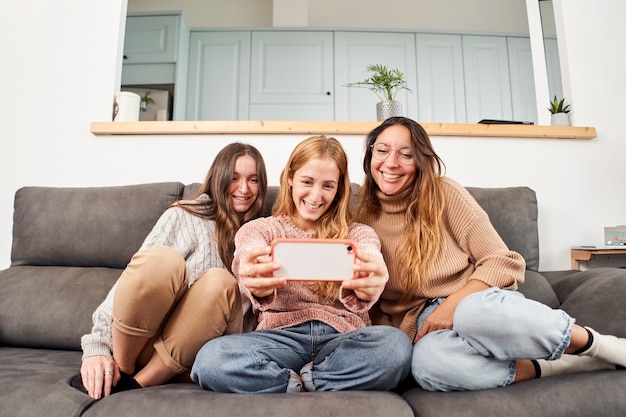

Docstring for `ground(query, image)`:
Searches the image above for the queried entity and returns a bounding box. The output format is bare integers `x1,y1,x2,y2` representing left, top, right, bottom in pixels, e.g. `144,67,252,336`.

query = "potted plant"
548,95,570,126
139,91,154,111
346,64,412,121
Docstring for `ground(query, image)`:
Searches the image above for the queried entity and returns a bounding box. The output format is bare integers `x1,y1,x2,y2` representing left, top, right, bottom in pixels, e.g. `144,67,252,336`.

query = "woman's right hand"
238,246,286,298
79,355,121,399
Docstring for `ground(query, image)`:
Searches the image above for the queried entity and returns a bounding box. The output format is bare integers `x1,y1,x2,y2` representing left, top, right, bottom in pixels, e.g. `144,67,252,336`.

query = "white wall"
0,0,625,271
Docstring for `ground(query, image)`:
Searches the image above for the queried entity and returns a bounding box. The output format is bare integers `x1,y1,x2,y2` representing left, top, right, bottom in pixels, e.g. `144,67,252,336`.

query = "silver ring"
105,370,114,376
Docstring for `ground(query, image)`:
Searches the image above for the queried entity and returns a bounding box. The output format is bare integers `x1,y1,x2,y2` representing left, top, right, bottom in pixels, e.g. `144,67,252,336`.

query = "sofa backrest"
11,182,185,269
466,186,539,271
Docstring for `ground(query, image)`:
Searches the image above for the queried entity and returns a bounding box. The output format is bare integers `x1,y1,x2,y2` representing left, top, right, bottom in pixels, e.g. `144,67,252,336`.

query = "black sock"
571,327,594,355
531,359,542,378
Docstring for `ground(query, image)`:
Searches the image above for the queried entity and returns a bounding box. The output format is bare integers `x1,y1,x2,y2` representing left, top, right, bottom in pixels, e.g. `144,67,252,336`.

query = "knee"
193,269,240,305
121,246,186,292
453,288,520,335
372,327,412,372
411,334,455,391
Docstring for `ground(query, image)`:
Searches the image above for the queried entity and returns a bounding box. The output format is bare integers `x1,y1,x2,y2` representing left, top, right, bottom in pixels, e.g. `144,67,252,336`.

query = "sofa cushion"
466,187,539,271
0,347,91,417
0,266,120,349
11,183,184,269
402,370,626,417
550,267,626,337
517,270,560,308
83,385,415,417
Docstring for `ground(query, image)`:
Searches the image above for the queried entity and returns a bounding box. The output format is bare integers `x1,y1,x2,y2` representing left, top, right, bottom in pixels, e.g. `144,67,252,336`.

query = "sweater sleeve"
80,284,116,359
443,178,525,289
338,222,386,313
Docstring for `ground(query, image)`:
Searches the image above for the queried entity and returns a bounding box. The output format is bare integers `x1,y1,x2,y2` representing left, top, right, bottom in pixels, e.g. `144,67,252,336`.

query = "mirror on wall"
121,0,558,123
539,0,563,100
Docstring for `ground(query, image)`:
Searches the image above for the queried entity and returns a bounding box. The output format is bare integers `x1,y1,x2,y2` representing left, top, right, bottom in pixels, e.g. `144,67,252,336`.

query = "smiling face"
370,124,417,196
228,155,260,214
288,157,339,234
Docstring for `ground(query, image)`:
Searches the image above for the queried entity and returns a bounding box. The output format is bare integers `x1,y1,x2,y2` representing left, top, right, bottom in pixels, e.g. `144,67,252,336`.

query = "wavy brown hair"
177,143,267,272
354,117,446,296
273,136,352,302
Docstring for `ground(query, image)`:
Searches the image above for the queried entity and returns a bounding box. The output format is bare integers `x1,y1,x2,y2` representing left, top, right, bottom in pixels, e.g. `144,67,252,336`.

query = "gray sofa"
0,181,624,417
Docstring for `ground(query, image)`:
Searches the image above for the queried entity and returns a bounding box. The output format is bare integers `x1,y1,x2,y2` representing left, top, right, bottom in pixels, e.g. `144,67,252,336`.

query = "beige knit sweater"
356,177,525,341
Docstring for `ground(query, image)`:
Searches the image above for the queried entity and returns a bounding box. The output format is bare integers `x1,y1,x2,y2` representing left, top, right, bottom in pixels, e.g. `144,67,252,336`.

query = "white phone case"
271,238,357,281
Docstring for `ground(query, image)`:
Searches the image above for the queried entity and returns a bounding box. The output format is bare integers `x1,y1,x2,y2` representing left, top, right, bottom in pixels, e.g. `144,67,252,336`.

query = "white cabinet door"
186,31,250,121
415,33,466,123
507,37,538,124
334,31,418,122
249,31,333,120
463,35,512,123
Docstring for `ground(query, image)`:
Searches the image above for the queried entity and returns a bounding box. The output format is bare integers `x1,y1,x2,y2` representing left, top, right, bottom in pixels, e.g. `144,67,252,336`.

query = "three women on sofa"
75,142,268,399
190,135,412,393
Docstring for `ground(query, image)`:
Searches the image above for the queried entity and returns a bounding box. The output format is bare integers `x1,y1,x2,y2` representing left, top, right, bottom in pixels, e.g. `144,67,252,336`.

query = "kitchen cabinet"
508,36,538,124
334,31,418,122
462,35,513,123
121,13,190,120
186,31,250,121
249,31,334,121
415,33,466,123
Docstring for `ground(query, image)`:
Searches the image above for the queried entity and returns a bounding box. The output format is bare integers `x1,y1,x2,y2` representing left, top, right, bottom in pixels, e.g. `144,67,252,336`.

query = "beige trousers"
111,245,242,375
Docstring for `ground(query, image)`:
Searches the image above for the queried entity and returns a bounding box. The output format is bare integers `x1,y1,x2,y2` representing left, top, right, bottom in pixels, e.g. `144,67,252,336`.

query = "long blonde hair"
273,136,352,302
354,117,446,296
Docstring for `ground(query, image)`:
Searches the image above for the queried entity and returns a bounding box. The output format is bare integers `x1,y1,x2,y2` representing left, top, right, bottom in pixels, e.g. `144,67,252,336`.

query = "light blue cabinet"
186,31,250,121
462,35,513,123
182,28,544,123
249,31,334,121
415,33,466,123
121,13,190,120
334,31,418,122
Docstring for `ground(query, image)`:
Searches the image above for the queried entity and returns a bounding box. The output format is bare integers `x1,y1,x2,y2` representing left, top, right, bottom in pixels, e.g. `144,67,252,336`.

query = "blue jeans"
412,287,574,391
191,321,412,393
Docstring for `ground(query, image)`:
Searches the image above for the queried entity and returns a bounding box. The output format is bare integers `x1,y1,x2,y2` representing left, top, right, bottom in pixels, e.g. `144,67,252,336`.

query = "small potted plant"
139,91,154,111
548,95,570,126
346,64,412,121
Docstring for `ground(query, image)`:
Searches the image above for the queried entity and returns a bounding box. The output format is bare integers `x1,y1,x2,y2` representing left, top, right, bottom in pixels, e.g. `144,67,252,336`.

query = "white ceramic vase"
376,100,402,121
550,112,570,126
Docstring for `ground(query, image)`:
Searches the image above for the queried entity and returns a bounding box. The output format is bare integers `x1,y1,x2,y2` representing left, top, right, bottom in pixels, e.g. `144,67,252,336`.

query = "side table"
570,246,626,270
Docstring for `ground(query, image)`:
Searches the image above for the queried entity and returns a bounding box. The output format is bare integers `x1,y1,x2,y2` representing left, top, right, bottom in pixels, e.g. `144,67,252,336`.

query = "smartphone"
271,238,357,281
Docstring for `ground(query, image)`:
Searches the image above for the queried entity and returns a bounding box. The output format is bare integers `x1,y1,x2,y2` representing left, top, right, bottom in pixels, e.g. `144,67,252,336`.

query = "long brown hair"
177,143,267,272
354,117,446,295
273,136,352,302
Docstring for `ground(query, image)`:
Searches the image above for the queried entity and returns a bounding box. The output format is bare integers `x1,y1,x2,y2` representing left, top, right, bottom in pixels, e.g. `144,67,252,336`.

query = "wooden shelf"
90,121,596,139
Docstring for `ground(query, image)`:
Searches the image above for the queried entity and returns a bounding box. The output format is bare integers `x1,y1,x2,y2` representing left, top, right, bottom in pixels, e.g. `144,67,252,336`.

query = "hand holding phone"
271,238,357,281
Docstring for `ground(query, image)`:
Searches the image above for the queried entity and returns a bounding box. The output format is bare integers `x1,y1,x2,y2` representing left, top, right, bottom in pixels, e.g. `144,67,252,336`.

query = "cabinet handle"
326,91,331,96
123,55,128,60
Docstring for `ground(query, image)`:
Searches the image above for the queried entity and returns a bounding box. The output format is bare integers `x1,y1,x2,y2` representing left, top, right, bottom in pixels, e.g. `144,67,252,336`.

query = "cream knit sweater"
356,177,525,341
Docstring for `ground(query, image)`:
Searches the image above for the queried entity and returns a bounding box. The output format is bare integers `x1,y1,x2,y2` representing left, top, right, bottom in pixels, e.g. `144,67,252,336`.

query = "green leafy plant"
548,95,570,114
345,64,412,101
140,91,154,104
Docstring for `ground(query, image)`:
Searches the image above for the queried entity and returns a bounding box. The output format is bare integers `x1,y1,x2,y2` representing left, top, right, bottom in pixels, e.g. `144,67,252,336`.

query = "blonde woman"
191,136,412,393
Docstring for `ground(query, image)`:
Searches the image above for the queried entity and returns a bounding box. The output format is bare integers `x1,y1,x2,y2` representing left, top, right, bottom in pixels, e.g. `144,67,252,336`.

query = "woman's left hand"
342,252,388,301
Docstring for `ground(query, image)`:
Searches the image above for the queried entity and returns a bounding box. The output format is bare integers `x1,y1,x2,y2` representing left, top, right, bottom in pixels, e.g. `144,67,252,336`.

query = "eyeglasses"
370,143,414,165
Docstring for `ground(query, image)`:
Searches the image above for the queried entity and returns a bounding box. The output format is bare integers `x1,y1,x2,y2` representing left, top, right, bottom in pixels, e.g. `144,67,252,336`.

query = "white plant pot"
550,113,570,126
376,100,403,121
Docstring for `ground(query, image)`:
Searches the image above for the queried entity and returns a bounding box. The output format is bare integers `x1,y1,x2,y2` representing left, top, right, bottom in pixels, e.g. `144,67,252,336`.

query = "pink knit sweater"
232,215,384,333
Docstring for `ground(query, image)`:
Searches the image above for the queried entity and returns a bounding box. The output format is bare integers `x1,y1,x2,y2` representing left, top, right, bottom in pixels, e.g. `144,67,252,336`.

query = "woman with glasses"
354,117,624,392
